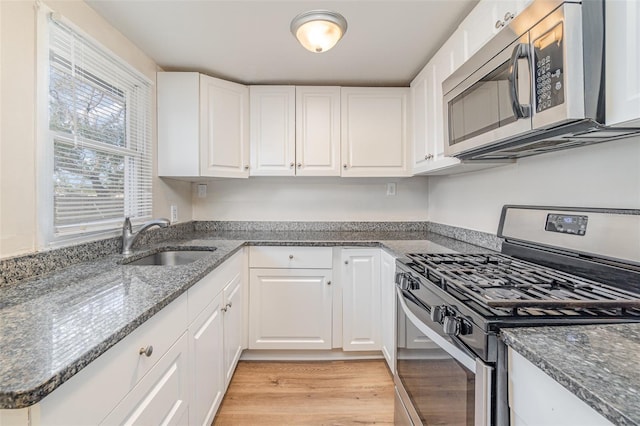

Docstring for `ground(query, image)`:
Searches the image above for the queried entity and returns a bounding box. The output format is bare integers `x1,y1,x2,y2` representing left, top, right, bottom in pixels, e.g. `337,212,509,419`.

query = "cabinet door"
157,72,201,177
508,348,614,426
249,268,332,350
200,75,249,178
341,88,409,177
101,334,189,426
189,294,224,426
606,0,640,126
411,67,429,170
342,249,381,351
295,86,341,176
249,86,296,176
460,0,531,59
429,33,466,162
222,270,243,388
380,250,396,370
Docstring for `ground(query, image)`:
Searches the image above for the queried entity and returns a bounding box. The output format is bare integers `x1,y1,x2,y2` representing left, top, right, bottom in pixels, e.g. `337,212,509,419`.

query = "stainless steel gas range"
393,206,640,426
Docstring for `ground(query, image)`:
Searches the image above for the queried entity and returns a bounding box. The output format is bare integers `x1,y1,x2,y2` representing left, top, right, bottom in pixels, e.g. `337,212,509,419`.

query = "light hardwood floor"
213,360,394,425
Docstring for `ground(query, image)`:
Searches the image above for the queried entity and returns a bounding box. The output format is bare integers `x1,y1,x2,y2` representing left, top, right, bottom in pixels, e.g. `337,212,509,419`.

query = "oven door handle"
397,288,476,371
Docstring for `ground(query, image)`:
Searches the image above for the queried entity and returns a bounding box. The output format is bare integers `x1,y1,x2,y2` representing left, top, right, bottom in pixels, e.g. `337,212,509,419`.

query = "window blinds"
48,16,152,236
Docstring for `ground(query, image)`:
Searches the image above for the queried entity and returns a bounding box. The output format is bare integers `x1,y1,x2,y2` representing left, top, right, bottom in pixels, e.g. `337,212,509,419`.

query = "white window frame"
36,8,153,249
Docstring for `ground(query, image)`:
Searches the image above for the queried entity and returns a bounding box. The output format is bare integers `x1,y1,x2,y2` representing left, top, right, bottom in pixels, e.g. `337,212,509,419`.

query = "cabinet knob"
343,164,348,169
327,280,332,286
290,162,295,168
344,260,349,265
226,302,232,309
139,345,153,357
289,254,294,260
244,165,249,170
297,163,302,168
222,306,228,313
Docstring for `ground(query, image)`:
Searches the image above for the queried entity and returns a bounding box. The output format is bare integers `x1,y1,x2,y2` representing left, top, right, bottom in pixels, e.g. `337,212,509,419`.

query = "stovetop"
401,252,640,319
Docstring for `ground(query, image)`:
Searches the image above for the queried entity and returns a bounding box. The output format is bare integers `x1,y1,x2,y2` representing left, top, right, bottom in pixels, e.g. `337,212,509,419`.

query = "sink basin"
124,249,215,266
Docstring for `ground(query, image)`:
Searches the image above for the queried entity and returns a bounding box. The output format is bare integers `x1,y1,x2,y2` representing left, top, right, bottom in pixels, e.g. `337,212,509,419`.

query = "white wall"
428,136,640,234
0,0,192,259
192,177,429,222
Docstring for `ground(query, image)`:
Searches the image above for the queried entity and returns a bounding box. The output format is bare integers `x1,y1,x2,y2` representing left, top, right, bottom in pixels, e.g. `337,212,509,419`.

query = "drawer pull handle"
222,306,227,313
226,302,232,309
139,346,153,357
289,255,294,260
327,280,332,286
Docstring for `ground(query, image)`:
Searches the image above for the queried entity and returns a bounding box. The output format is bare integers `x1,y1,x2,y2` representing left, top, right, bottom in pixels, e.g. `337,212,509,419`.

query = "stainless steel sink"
124,249,215,266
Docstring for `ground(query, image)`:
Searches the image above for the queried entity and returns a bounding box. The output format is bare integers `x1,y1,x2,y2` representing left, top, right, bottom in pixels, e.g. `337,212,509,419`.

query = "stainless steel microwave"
443,0,640,160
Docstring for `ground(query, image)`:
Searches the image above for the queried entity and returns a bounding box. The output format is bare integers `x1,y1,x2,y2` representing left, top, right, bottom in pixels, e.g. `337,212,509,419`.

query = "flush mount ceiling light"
290,10,348,53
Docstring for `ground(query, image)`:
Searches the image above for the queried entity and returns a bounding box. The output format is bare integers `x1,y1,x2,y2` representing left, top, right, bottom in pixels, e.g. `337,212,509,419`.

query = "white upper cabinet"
341,87,410,177
411,32,471,175
158,72,249,179
411,1,516,176
296,86,341,176
249,86,296,176
250,86,341,176
459,0,532,60
606,0,640,127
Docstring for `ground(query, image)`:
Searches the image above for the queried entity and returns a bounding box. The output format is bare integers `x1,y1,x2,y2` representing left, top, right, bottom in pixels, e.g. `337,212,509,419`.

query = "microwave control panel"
545,214,588,236
533,23,565,113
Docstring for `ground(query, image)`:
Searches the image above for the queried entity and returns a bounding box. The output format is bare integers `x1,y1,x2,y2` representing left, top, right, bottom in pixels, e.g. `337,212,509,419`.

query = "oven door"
395,288,493,426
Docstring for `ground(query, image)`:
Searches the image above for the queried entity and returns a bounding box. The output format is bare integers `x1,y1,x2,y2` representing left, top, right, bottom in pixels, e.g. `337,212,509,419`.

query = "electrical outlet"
170,205,178,223
386,183,397,196
197,183,207,198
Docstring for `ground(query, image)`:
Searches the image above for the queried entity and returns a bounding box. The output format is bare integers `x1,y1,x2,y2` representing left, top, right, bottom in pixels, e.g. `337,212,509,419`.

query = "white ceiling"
86,0,478,87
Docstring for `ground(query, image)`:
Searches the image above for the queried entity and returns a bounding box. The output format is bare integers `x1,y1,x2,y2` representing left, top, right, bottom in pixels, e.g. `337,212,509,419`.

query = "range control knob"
430,305,446,324
442,316,461,337
443,316,472,337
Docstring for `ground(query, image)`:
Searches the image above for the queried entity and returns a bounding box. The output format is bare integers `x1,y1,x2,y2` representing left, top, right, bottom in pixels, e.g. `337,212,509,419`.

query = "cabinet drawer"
188,250,243,323
249,246,332,269
38,294,188,426
101,333,189,426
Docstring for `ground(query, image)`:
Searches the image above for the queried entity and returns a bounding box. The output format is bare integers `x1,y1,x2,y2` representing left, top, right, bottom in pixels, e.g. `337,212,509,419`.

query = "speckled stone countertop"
0,228,491,409
502,325,640,426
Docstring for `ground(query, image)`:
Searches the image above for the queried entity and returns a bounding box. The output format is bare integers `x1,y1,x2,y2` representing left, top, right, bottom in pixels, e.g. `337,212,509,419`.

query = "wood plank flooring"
213,360,394,425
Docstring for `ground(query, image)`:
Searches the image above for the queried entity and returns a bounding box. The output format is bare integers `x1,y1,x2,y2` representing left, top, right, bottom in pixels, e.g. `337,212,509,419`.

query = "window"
43,16,152,243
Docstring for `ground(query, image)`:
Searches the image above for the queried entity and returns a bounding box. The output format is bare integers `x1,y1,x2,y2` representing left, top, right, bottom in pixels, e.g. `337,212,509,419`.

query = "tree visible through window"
46,17,152,238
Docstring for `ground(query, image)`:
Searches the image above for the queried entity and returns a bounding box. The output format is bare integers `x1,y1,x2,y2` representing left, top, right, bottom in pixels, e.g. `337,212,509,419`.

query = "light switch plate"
197,184,207,198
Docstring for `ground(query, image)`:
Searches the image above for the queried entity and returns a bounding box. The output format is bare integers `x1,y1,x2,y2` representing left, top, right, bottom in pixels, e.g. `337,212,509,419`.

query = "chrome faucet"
122,217,170,255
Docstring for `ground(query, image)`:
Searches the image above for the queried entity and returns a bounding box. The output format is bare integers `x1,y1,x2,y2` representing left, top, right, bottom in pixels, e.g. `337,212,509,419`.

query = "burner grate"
406,253,640,315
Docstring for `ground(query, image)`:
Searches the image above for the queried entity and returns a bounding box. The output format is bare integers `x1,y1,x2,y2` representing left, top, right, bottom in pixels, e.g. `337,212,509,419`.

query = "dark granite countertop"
0,229,490,409
501,324,640,426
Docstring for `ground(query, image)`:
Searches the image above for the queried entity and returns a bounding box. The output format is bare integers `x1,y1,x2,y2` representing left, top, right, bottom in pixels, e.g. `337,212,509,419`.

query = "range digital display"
545,214,588,235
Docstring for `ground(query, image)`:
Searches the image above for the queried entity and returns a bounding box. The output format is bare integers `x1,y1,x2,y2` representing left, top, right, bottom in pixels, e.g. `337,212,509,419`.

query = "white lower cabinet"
222,272,243,386
248,268,333,349
341,249,381,351
380,250,396,370
188,250,245,426
189,293,224,426
508,348,613,426
101,333,189,426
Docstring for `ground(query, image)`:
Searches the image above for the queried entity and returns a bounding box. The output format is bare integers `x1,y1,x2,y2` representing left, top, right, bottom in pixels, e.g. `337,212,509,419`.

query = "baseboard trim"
239,349,384,361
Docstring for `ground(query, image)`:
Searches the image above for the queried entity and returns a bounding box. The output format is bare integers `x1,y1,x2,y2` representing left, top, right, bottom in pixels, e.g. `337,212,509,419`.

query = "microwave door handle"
508,43,532,119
